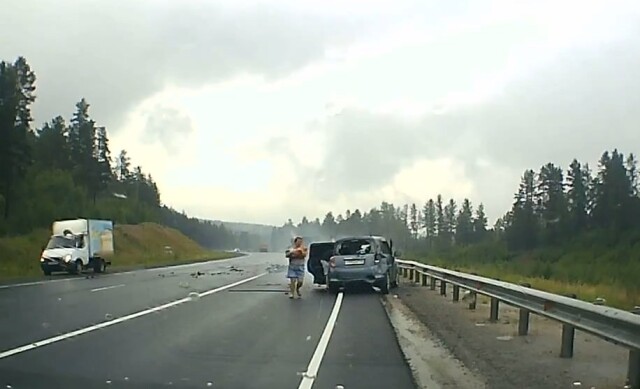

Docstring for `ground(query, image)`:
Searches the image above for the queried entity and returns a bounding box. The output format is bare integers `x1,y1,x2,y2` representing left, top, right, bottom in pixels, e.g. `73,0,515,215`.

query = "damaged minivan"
307,236,400,294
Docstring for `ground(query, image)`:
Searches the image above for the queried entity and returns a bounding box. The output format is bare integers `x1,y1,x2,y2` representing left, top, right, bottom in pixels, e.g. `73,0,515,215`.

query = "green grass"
412,255,639,310
0,222,239,280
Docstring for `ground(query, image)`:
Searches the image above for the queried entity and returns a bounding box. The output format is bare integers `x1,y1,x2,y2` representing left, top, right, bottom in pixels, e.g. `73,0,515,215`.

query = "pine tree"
456,199,474,245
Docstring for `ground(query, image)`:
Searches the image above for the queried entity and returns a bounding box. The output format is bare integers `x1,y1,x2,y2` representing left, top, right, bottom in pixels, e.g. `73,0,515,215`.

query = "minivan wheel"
390,268,399,288
378,274,390,295
74,260,83,275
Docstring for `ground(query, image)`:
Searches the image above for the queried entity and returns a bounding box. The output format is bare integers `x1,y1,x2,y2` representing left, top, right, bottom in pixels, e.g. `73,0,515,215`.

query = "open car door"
307,241,335,285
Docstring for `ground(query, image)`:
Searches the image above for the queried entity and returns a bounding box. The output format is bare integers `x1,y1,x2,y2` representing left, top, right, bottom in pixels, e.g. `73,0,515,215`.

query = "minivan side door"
379,240,395,274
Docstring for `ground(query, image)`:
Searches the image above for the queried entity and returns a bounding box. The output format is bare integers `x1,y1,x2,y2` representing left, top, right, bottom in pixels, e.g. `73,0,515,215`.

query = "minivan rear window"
336,239,373,255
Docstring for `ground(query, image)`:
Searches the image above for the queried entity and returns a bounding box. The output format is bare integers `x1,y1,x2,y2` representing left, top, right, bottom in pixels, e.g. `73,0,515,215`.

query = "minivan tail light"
329,256,336,267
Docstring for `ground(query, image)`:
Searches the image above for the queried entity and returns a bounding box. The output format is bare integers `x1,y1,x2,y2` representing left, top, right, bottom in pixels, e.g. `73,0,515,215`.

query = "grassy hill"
0,222,238,280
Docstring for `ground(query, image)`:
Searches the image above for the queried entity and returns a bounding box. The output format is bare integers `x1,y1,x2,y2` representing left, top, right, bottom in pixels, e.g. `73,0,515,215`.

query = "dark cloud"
1,0,361,130
142,105,194,154
283,37,640,219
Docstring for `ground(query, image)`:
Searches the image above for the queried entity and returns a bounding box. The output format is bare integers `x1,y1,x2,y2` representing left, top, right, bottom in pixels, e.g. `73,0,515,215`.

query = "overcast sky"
3,0,640,226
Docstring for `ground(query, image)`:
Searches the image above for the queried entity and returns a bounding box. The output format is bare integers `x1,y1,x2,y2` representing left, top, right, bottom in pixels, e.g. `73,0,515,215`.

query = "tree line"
277,148,640,257
0,56,249,249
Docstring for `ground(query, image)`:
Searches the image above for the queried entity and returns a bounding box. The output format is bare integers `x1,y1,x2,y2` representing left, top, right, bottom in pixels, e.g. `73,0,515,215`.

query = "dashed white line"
298,291,344,389
90,284,125,292
0,272,267,360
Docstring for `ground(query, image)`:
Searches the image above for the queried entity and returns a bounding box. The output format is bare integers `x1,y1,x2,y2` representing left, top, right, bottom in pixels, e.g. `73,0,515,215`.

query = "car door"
307,242,334,284
379,239,395,278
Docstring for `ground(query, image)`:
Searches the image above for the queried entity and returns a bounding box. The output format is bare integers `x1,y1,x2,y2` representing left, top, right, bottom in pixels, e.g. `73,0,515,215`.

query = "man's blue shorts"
287,264,305,280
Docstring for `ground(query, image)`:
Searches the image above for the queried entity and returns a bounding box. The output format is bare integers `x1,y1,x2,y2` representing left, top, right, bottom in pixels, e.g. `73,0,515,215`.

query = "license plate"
344,259,365,265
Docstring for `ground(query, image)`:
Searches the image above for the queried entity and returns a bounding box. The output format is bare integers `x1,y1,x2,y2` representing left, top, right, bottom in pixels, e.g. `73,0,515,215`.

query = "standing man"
286,237,308,299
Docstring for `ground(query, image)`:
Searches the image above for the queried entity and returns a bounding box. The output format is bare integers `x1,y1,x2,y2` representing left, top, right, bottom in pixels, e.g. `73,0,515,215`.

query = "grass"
0,222,239,280
412,257,638,310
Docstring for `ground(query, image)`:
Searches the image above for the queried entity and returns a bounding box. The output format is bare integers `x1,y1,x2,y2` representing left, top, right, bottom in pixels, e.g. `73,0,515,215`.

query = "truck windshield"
46,236,75,249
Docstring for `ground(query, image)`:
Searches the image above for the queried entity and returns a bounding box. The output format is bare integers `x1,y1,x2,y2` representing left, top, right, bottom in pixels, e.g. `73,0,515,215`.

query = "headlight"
40,257,45,263
64,254,72,262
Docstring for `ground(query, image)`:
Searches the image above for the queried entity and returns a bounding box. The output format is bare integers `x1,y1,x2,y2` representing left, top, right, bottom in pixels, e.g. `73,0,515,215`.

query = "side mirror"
394,250,402,258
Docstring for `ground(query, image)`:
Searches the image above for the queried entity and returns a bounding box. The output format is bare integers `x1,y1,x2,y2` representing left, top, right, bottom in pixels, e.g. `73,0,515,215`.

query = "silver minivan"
325,236,400,294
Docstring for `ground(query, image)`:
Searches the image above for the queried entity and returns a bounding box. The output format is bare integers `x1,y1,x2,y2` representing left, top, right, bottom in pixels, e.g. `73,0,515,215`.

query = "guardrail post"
559,293,577,358
628,350,640,389
440,280,447,296
517,282,531,336
468,292,477,310
421,273,428,286
518,309,530,335
489,298,499,322
414,270,421,283
560,324,575,358
430,277,436,290
409,268,414,281
452,285,460,302
402,267,408,278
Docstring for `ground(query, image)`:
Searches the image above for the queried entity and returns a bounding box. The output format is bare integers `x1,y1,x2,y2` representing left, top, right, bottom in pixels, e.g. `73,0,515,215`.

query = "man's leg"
296,276,303,298
289,278,296,299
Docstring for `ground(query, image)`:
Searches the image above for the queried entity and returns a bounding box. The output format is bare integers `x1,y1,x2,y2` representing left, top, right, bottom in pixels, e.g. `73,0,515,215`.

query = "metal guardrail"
396,259,640,389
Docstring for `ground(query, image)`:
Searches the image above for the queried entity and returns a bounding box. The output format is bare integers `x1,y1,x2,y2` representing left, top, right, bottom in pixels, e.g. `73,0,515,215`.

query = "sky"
2,0,640,226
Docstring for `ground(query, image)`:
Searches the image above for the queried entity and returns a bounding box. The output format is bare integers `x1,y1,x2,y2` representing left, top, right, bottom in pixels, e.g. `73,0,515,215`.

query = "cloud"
1,0,362,131
266,35,640,222
142,105,195,154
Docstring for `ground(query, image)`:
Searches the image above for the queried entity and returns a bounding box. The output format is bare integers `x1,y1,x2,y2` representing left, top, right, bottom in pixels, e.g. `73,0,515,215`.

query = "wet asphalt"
0,252,415,389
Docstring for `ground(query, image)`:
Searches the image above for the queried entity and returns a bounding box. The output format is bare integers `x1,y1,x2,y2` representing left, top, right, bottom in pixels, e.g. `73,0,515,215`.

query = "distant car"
325,236,400,294
307,241,336,285
233,248,240,253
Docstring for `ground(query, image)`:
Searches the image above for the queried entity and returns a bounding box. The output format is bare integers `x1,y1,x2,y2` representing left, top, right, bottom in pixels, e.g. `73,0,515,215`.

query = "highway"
0,253,417,388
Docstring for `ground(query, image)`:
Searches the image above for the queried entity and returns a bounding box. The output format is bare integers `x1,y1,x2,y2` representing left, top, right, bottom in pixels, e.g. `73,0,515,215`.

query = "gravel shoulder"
396,278,629,389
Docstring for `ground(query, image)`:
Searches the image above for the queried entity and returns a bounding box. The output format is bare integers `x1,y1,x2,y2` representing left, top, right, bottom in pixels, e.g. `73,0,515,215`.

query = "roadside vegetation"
0,56,259,277
275,149,640,309
0,222,238,280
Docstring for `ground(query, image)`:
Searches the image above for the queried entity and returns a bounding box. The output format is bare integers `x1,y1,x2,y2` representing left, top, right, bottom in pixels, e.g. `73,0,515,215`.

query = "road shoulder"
395,280,628,389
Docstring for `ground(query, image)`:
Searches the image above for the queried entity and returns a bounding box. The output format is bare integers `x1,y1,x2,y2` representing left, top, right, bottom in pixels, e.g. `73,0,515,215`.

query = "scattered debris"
496,335,513,341
105,313,113,320
593,297,606,306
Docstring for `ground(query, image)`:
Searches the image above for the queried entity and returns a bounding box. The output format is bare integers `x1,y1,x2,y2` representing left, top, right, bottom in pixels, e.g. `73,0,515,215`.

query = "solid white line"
298,292,344,389
0,272,267,360
90,284,125,292
0,277,78,290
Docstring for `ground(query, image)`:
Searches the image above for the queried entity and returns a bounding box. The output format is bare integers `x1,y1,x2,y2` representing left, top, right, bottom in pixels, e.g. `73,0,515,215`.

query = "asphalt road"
0,253,416,389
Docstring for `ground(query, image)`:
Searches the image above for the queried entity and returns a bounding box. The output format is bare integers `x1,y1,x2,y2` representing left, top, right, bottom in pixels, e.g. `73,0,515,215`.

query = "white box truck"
40,219,114,275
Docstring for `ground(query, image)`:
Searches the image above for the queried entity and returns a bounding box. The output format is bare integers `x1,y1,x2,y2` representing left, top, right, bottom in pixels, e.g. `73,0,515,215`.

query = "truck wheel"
93,258,105,273
73,260,83,275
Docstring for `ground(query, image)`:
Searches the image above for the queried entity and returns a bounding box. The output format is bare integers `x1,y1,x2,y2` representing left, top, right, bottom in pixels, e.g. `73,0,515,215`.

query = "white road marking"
298,292,344,389
90,284,125,292
0,272,267,360
0,278,79,290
